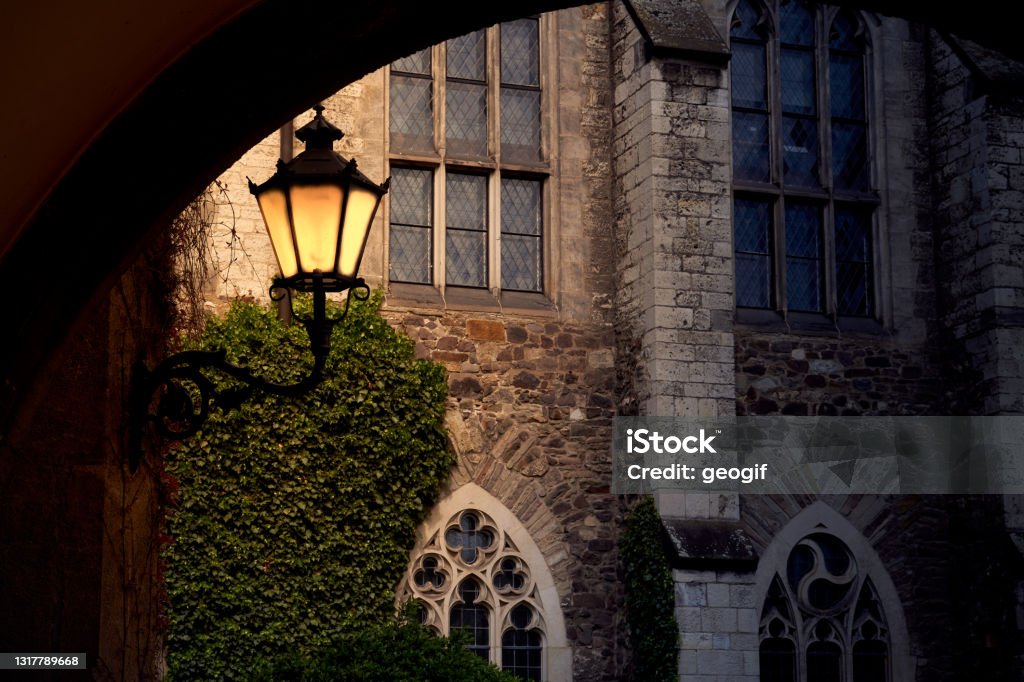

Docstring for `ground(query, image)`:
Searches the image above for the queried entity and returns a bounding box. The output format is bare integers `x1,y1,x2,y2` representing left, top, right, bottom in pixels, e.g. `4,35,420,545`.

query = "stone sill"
383,282,559,319
735,308,888,338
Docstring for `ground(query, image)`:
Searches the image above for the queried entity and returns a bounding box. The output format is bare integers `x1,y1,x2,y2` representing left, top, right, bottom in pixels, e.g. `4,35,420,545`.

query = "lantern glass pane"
290,184,344,273
339,185,379,278
255,187,298,278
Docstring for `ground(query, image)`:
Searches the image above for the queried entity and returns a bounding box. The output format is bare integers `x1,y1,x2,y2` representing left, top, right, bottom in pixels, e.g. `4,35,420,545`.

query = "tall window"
731,0,876,318
401,509,547,680
759,533,891,681
388,18,546,294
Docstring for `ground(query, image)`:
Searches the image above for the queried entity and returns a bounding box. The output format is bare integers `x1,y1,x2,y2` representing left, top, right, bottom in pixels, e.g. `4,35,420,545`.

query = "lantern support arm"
129,274,366,472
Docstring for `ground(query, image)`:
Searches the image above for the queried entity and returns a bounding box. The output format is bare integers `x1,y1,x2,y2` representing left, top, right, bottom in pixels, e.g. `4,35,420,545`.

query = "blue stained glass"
735,198,771,252
785,202,820,258
779,0,814,46
733,112,771,182
830,53,865,120
783,116,819,187
830,11,862,50
832,122,869,190
785,201,822,312
735,197,773,308
732,43,767,109
835,204,872,316
781,48,815,115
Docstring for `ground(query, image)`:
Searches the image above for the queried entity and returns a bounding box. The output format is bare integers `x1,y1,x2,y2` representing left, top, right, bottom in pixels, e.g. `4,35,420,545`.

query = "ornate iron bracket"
129,274,369,472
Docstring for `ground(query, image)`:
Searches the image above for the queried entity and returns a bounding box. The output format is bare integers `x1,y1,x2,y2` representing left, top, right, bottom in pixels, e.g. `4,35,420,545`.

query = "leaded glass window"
502,603,543,680
388,167,433,284
445,172,488,287
390,48,433,153
387,17,547,294
447,30,488,158
759,533,891,682
731,0,878,318
501,18,542,163
501,177,542,291
451,578,490,660
400,508,549,679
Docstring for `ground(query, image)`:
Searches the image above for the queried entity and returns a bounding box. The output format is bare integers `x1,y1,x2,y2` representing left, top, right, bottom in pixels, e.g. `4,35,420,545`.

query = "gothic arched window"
759,532,891,681
401,508,548,680
731,0,877,319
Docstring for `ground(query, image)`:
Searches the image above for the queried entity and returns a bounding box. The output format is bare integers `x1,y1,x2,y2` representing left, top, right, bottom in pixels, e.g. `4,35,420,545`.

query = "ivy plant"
162,293,453,680
621,496,679,682
250,606,521,682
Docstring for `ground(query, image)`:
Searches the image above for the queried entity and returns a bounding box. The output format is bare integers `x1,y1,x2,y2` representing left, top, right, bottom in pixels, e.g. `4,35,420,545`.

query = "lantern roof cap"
295,104,343,150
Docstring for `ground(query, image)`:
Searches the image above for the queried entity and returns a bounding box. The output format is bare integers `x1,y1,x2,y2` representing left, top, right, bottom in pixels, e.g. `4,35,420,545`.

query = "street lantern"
132,105,389,468
249,103,388,294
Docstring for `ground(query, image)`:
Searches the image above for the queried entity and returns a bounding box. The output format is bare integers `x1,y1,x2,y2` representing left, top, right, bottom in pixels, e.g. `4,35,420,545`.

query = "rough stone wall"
735,337,944,415
383,308,623,679
928,32,1024,416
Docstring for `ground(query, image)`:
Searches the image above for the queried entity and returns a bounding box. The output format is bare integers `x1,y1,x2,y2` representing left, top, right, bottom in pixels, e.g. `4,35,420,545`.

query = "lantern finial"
295,103,343,150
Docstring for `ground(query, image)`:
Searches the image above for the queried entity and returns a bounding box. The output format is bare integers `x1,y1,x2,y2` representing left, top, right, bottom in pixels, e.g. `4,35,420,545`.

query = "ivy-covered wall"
162,295,454,680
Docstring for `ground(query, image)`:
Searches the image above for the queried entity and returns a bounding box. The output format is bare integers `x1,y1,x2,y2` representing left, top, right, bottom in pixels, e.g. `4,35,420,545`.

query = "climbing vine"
162,293,453,680
621,497,678,682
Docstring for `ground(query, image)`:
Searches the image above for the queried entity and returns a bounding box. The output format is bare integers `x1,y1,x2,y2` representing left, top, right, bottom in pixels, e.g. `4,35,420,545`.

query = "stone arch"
401,481,571,680
754,500,915,680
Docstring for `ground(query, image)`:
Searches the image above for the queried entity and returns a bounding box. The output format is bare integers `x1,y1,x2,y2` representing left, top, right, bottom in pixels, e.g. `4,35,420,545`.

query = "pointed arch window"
759,532,891,681
731,0,878,319
400,508,548,680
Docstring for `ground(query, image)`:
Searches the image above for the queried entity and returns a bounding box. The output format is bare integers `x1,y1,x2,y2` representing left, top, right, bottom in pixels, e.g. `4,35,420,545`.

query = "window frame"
384,15,554,298
729,0,885,326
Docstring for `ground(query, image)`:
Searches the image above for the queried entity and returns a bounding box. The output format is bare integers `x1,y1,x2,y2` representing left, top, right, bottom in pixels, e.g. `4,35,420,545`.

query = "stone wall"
611,2,751,679
928,31,1024,416
611,0,735,421
735,336,944,415
383,307,623,679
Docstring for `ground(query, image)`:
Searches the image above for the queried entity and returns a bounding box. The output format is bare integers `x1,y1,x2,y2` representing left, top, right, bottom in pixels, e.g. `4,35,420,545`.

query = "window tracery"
401,508,547,680
760,532,890,681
